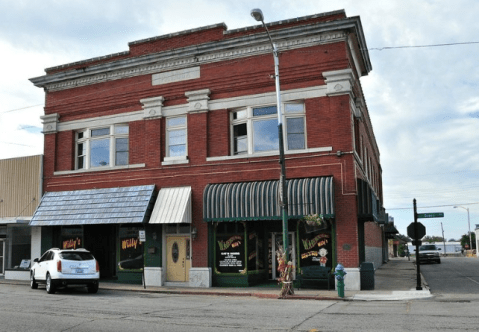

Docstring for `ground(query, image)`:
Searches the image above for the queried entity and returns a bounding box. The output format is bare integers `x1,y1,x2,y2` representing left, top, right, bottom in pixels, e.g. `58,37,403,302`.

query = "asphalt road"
1,281,478,331
420,256,479,299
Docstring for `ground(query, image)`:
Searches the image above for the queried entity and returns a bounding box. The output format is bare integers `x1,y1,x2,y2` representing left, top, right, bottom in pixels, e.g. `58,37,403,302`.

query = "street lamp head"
251,8,264,22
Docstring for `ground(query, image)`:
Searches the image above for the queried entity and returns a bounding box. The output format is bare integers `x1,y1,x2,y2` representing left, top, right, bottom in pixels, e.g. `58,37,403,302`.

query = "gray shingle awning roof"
203,177,334,222
30,185,155,226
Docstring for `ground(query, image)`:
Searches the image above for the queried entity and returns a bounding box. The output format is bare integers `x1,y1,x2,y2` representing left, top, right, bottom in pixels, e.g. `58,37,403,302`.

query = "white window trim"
230,102,307,156
164,115,188,165
75,124,129,171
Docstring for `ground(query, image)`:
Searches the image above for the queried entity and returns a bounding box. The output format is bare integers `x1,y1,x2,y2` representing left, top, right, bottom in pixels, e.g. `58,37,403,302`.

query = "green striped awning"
203,177,334,222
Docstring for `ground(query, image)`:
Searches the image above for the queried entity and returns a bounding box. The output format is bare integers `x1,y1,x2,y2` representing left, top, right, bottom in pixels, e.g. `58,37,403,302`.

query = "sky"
1,0,478,242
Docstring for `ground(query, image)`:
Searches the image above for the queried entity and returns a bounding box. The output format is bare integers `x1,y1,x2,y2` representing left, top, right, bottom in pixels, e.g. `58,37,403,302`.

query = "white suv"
30,248,100,294
418,244,441,264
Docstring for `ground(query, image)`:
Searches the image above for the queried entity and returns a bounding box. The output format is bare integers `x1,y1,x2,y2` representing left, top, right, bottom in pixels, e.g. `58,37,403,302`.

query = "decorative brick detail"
41,113,59,133
323,69,354,97
185,89,211,113
140,96,164,119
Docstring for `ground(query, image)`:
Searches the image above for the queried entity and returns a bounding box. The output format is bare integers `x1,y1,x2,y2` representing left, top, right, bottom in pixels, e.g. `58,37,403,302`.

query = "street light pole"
454,206,472,251
251,8,289,260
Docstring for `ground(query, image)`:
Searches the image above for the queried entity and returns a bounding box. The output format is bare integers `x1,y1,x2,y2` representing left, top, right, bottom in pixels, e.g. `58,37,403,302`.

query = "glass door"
270,232,296,280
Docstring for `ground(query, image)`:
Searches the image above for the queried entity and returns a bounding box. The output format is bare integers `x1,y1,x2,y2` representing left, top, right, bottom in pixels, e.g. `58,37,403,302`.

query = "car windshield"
59,252,94,261
419,245,436,251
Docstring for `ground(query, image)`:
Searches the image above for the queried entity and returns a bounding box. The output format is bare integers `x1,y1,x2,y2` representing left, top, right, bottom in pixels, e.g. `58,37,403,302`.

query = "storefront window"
247,229,265,271
61,226,83,249
298,221,332,268
118,226,144,270
6,225,31,269
215,223,245,274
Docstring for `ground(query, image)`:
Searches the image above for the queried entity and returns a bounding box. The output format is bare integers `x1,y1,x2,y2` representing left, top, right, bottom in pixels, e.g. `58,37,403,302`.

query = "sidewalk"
1,258,432,301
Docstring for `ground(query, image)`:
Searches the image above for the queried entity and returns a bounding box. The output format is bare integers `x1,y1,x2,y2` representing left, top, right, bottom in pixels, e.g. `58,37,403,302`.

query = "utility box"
360,262,375,290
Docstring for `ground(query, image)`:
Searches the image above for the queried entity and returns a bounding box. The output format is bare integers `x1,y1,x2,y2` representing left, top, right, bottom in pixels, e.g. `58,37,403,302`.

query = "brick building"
29,10,387,289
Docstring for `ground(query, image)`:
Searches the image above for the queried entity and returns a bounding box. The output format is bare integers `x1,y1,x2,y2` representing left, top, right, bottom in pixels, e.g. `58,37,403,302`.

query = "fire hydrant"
334,263,347,298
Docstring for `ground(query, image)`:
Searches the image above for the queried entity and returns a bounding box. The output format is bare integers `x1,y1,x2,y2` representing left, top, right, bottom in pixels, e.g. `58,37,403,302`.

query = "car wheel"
437,259,441,264
46,273,56,294
87,283,99,294
30,272,38,289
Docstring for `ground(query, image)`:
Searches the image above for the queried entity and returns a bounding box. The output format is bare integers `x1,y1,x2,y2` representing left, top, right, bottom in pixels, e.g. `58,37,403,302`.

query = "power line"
366,41,479,51
387,202,479,211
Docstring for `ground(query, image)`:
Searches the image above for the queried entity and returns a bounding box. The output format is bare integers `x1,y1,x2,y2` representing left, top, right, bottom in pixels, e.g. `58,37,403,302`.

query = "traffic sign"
407,222,426,240
417,212,444,219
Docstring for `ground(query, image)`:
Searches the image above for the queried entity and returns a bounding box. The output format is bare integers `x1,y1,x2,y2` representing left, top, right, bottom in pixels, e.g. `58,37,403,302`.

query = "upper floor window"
166,116,187,159
231,103,306,155
76,124,129,170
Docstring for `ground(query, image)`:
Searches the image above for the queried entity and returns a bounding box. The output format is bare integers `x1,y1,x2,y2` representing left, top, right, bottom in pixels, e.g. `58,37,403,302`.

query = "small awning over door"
29,185,156,226
149,186,192,224
203,177,334,222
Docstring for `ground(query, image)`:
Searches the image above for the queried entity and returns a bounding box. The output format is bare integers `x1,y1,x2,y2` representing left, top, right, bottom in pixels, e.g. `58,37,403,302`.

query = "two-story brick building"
29,10,387,289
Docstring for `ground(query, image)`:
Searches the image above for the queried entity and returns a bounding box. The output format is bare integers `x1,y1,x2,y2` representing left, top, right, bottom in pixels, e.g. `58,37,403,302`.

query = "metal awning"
29,185,155,226
203,177,334,222
149,186,192,224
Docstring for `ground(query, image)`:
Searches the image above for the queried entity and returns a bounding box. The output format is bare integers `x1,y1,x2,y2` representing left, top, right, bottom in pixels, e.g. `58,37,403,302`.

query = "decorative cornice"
30,16,362,92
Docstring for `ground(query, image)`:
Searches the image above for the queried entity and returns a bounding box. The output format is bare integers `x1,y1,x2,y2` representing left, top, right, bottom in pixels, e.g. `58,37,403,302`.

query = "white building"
407,242,462,256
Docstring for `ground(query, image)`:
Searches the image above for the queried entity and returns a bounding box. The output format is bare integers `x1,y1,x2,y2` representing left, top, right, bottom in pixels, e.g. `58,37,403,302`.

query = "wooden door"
166,236,190,282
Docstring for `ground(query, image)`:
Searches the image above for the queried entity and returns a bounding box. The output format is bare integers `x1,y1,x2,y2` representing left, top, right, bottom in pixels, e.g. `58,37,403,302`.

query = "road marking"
466,277,479,285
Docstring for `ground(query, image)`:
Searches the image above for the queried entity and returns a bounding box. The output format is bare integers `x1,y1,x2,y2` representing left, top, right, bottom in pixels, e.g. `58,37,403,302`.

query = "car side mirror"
33,258,39,263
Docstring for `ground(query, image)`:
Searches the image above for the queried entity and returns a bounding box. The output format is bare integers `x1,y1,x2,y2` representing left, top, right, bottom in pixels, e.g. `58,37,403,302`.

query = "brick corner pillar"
335,192,361,290
40,113,59,191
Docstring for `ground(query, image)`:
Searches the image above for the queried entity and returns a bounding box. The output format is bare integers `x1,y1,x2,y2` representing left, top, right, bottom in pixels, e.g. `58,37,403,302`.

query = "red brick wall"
365,222,383,248
188,112,208,165
56,130,75,172
207,109,229,157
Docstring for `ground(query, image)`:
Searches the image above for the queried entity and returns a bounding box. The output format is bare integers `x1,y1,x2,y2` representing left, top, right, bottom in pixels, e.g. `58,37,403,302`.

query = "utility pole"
441,222,446,255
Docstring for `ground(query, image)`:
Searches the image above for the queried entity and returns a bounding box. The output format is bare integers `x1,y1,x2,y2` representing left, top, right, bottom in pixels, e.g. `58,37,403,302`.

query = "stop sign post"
412,199,426,290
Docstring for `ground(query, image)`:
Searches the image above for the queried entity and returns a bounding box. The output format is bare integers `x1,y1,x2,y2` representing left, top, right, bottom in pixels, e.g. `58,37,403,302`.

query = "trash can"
360,262,375,290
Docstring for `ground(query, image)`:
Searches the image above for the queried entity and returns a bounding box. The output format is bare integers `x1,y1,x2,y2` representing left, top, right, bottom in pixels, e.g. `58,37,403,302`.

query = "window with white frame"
76,124,129,170
166,116,187,159
231,103,306,155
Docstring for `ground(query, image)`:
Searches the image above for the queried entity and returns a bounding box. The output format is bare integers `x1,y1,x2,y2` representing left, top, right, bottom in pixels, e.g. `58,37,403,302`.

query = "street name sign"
417,212,444,219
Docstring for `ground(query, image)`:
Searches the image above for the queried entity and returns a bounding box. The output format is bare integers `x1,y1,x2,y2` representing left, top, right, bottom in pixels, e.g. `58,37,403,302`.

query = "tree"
422,235,444,243
396,233,411,242
460,233,476,249
448,238,456,242
395,234,411,257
